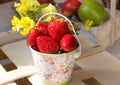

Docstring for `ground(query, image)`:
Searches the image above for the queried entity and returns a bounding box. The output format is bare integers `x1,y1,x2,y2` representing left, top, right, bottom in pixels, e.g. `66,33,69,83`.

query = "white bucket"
29,13,81,85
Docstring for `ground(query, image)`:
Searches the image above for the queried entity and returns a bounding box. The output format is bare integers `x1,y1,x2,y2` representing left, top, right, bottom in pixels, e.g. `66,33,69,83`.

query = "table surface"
0,35,120,85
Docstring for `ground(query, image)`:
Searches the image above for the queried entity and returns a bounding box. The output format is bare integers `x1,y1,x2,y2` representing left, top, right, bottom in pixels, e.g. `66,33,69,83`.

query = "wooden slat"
0,49,8,60
0,58,12,65
0,64,7,74
80,44,105,59
0,64,17,85
0,30,25,46
110,0,117,45
15,78,32,85
76,51,120,85
82,77,102,85
0,49,32,85
0,65,91,85
78,35,105,59
3,63,17,71
0,65,36,85
1,39,34,67
78,35,94,49
2,63,32,85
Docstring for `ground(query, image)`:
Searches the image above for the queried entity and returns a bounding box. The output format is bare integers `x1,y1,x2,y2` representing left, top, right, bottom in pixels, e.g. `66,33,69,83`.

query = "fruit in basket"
48,19,70,42
27,27,44,47
28,18,77,54
31,44,39,51
78,0,107,27
60,34,77,52
37,22,48,35
37,36,59,53
37,0,53,4
62,0,81,17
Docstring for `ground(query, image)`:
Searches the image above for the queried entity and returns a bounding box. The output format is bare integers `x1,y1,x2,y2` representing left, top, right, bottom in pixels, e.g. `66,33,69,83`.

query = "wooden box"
88,1,120,48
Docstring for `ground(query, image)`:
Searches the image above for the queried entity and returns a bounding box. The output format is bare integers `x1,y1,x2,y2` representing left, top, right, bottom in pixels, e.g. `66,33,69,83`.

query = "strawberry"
60,34,77,52
48,19,70,42
37,22,48,35
31,44,39,52
27,27,43,47
37,36,59,54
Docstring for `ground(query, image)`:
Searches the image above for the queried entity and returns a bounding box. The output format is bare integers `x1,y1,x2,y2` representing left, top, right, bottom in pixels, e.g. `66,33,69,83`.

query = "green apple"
78,0,107,26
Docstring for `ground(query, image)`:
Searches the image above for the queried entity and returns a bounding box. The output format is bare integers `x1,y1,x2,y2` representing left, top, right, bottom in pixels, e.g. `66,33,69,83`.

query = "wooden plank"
77,35,105,59
76,51,120,85
0,58,11,65
96,14,120,48
110,0,117,45
0,49,8,60
79,44,105,59
78,35,94,49
15,78,32,85
1,62,33,85
0,65,36,85
114,15,120,41
82,7,120,48
0,64,7,74
0,52,33,85
3,63,17,71
0,30,25,46
0,64,17,85
2,63,32,85
96,21,111,48
1,39,34,67
0,64,94,85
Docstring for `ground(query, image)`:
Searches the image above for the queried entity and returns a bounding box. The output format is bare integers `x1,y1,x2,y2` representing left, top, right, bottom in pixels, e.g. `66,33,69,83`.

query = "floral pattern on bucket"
30,47,77,84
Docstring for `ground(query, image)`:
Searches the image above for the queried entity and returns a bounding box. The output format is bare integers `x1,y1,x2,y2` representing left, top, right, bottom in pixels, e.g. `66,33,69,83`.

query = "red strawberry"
27,27,43,47
37,22,48,35
31,44,39,52
37,36,59,54
48,19,70,42
60,34,77,52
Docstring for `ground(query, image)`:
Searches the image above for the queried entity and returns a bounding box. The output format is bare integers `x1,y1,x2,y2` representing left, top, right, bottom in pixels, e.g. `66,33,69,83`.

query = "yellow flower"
20,17,35,35
11,0,58,36
41,4,57,22
11,16,35,35
41,4,57,14
20,0,39,11
85,20,93,31
11,16,22,31
14,2,27,16
14,0,40,16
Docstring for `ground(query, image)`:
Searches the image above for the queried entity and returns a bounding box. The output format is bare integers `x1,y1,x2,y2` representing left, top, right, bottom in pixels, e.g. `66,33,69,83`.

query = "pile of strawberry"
27,19,78,54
